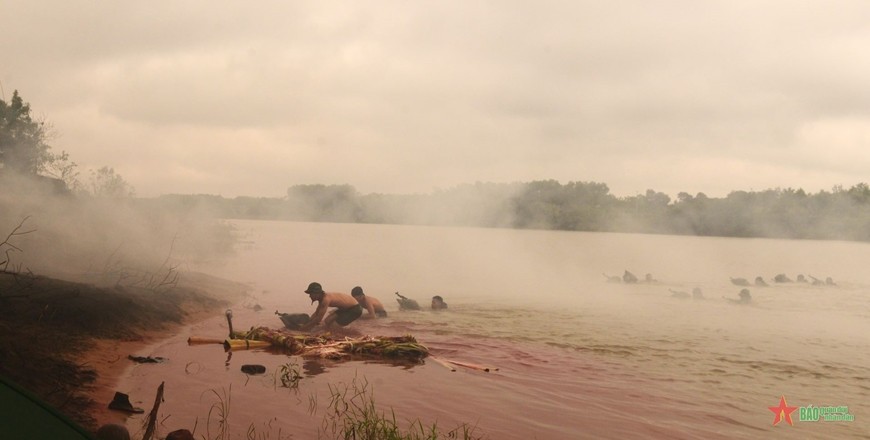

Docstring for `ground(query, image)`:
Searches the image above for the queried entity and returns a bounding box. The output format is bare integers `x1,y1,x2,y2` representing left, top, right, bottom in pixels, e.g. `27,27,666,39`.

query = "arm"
361,299,376,319
300,300,328,331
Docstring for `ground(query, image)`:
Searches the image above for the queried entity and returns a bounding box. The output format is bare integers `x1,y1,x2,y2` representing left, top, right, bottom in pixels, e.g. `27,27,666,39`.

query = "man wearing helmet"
299,282,363,331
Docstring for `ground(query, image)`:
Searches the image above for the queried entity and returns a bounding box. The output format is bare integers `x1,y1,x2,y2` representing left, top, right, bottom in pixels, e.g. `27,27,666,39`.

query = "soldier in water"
725,288,752,305
395,292,421,310
431,295,448,310
351,286,388,318
299,282,363,331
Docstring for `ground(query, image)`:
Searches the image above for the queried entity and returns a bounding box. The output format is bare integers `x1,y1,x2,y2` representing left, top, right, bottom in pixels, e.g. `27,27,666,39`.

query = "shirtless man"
351,286,387,318
299,282,363,331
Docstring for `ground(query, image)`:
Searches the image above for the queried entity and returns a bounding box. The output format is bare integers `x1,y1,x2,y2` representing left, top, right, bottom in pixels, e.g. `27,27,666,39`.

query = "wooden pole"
445,359,498,372
225,309,234,338
428,356,456,372
187,336,225,344
223,339,272,350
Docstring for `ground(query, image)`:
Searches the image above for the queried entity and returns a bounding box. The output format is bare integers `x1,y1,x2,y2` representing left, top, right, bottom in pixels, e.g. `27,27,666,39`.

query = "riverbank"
0,270,249,435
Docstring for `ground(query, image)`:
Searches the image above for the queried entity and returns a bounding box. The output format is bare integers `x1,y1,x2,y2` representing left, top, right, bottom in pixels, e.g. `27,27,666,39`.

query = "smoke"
0,172,236,283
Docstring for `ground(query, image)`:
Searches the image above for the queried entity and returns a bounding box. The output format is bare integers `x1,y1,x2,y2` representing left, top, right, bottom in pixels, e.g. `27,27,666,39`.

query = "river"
117,219,869,439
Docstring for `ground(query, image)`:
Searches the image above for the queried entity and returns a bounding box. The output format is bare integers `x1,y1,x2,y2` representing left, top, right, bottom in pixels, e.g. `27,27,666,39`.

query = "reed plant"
195,376,483,440
275,360,302,389
315,376,483,440
201,386,232,440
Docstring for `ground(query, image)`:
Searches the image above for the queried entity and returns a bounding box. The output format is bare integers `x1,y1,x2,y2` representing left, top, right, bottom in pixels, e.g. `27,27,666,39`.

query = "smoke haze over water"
144,219,870,439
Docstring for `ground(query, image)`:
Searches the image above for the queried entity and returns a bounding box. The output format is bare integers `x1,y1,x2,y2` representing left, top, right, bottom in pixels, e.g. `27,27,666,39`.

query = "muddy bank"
0,270,249,434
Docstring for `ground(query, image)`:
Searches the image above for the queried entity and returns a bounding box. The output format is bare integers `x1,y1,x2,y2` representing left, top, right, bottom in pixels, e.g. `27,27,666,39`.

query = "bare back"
305,292,360,329
357,295,387,317
321,292,359,309
367,296,386,313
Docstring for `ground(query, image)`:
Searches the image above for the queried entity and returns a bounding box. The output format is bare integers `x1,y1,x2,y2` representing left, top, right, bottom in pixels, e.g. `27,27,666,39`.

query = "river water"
117,220,869,439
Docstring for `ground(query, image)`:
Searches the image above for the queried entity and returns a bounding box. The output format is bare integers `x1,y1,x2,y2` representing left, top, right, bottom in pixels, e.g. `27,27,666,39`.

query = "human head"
305,282,325,300
692,287,703,299
739,288,751,301
351,286,365,298
431,295,446,309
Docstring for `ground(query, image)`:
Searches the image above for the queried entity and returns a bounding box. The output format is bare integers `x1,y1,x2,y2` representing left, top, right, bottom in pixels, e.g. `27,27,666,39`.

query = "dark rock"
241,364,266,375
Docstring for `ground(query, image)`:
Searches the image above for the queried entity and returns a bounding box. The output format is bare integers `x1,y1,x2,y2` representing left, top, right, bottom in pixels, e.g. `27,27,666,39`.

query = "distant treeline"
142,180,870,242
6,90,868,242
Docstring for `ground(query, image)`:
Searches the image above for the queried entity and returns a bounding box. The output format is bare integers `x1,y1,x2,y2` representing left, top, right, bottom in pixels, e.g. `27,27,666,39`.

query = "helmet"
304,282,324,294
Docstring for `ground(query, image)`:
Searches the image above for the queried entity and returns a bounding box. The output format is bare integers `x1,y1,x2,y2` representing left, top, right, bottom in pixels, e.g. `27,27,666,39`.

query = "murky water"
116,220,869,439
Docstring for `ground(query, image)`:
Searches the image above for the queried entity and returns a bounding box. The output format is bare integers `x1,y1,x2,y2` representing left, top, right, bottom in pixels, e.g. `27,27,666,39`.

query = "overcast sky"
2,1,869,198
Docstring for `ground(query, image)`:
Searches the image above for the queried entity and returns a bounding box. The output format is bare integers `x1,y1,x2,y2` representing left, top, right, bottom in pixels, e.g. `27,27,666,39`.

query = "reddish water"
111,221,868,439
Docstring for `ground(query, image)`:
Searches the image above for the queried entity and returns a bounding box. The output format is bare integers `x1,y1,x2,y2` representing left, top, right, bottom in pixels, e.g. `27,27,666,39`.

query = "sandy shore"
84,323,217,429
88,285,249,430
0,270,250,434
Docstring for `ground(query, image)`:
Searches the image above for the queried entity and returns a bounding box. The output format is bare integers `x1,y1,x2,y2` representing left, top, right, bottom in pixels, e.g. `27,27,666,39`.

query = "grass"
193,376,484,440
315,375,483,440
275,359,302,389
202,386,232,440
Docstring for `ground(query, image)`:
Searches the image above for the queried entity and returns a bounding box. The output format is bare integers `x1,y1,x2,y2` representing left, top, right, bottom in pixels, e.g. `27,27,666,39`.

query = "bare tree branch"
1,216,35,274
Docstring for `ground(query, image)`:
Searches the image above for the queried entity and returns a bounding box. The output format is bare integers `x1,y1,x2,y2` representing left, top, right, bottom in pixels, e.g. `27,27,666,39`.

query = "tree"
285,184,361,222
0,90,52,174
88,166,135,198
42,150,81,192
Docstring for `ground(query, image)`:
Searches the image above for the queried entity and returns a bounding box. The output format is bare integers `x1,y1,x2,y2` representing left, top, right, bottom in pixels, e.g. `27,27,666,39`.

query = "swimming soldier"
299,282,363,331
351,286,388,318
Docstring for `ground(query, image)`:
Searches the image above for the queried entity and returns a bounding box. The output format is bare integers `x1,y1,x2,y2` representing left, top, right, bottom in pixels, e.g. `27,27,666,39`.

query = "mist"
213,218,870,375
4,2,870,436
0,172,236,284
152,181,870,245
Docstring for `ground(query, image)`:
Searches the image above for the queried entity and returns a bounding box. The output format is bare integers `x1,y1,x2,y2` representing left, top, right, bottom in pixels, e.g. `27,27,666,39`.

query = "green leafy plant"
194,377,484,440
317,375,482,440
276,359,302,389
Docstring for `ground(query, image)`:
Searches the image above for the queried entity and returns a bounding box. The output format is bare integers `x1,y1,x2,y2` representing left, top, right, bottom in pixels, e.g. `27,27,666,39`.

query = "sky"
2,1,869,199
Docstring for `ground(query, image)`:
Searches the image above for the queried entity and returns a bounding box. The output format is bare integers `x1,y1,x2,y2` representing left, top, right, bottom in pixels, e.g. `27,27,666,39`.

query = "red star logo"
768,396,798,426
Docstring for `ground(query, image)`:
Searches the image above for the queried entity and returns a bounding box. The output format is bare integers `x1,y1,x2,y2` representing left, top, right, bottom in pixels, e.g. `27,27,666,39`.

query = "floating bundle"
395,292,421,310
230,326,429,361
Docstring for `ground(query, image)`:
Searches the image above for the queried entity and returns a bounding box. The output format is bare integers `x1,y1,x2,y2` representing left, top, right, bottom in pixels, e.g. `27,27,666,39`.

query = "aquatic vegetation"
201,386,232,440
193,378,484,440
276,360,302,389
315,376,483,440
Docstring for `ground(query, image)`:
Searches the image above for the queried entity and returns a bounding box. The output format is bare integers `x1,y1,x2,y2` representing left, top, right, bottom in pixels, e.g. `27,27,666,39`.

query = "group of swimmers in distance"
604,270,839,306
731,273,836,287
280,282,448,332
667,283,750,305
668,286,750,304
602,270,657,284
